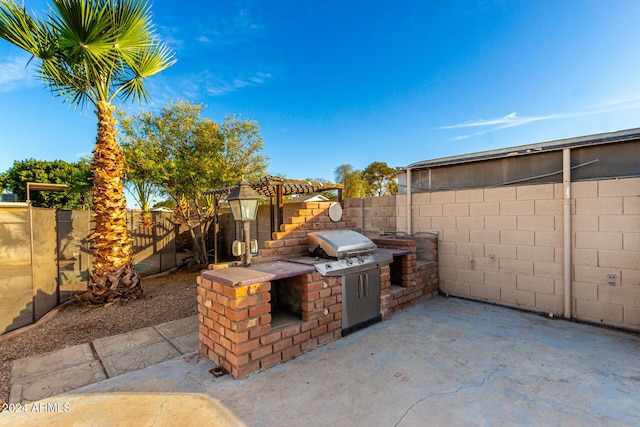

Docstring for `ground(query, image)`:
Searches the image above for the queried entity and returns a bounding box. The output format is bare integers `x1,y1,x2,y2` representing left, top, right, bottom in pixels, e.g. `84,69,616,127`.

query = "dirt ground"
0,270,200,409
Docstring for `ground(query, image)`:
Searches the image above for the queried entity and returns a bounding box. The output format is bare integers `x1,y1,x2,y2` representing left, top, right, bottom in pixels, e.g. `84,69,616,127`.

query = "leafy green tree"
66,156,94,209
303,177,339,200
334,163,368,198
119,100,268,266
1,158,91,209
151,199,175,210
363,161,398,197
119,129,162,227
0,0,174,303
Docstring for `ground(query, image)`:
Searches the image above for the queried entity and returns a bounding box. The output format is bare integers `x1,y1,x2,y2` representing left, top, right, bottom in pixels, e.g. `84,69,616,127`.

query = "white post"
563,148,572,318
244,221,252,266
406,168,412,235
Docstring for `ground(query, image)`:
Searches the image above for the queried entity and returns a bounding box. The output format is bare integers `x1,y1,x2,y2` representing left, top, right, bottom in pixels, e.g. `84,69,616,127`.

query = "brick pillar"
197,274,271,379
379,265,392,318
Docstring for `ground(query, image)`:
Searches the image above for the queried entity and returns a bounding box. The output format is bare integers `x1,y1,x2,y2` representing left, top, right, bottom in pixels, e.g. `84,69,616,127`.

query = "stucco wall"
345,177,640,331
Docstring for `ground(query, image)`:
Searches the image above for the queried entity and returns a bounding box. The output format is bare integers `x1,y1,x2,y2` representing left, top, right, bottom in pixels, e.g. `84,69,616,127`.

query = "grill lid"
312,251,393,276
307,230,377,259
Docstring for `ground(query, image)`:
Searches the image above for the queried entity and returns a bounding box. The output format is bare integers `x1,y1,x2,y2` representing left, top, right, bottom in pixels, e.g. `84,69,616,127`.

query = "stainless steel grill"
292,229,393,336
307,229,376,258
304,230,392,276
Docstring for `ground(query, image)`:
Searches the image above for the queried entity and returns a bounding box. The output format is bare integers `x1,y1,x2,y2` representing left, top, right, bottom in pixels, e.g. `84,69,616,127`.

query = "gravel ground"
0,271,199,409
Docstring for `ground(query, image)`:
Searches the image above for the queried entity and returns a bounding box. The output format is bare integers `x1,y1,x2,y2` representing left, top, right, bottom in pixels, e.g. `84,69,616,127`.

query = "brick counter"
197,268,342,379
374,237,439,317
198,201,440,378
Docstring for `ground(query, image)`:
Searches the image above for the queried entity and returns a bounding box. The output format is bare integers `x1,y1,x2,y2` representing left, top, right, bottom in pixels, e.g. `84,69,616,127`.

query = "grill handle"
344,249,376,258
365,274,369,296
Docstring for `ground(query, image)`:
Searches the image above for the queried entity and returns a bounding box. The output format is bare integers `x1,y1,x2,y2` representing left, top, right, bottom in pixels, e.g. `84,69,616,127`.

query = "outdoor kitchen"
197,177,438,379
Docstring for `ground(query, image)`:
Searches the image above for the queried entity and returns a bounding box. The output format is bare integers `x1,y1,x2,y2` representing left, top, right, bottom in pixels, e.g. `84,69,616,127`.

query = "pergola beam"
26,182,70,202
203,175,344,200
204,176,345,263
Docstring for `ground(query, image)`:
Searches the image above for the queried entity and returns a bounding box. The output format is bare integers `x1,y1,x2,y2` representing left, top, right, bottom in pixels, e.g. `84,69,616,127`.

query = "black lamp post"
227,181,261,266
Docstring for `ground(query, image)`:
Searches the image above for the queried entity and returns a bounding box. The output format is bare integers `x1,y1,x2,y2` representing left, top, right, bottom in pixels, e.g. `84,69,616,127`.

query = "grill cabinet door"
342,273,363,329
361,269,381,322
342,269,381,330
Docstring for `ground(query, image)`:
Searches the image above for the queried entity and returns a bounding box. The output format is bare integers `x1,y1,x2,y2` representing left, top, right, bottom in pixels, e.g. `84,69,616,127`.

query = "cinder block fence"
345,176,640,332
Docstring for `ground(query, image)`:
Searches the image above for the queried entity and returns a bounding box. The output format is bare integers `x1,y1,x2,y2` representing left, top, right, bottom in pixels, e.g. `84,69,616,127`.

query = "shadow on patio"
3,297,639,426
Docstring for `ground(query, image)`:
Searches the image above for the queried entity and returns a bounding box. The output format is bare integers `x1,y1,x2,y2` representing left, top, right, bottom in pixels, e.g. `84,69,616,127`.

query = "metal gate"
0,204,58,334
1,206,179,335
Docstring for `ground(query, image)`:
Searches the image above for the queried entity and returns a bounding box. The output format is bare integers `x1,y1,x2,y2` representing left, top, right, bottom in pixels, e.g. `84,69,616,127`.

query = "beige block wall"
426,184,562,316
343,178,639,331
405,177,640,331
344,195,400,238
572,178,640,329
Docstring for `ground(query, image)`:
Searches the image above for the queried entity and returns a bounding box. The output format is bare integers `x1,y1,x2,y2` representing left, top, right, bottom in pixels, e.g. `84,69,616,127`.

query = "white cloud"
440,94,640,140
156,25,184,51
205,71,272,96
582,92,640,110
188,7,264,49
0,55,37,92
440,112,553,129
141,69,272,104
234,8,262,32
249,72,271,84
450,130,488,141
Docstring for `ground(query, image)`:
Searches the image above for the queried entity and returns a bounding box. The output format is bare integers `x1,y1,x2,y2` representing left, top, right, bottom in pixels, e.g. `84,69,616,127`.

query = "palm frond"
114,41,175,102
1,0,174,108
113,0,154,47
38,55,98,108
50,1,120,80
0,1,48,55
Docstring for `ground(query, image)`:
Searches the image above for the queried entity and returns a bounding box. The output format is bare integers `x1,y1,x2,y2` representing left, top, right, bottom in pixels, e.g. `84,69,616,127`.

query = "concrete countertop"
248,260,316,280
377,247,413,257
201,249,408,287
201,267,273,286
201,261,316,286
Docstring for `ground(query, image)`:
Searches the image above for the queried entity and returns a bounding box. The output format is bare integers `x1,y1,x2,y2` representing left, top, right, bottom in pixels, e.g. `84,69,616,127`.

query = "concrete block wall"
404,177,639,331
571,178,640,328
339,178,639,331
344,196,399,236
429,184,564,314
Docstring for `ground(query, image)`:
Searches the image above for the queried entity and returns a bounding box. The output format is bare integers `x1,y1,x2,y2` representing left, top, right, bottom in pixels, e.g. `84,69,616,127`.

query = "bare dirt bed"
0,271,199,409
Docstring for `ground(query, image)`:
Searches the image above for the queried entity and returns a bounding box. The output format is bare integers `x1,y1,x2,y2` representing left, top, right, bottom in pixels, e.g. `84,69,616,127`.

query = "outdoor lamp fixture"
227,181,261,266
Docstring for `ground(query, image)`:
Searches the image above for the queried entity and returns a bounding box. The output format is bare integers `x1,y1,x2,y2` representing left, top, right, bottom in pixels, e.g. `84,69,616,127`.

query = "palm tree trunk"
87,101,141,303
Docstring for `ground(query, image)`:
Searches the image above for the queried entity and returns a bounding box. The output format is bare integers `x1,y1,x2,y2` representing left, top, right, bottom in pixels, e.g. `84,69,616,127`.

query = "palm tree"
0,0,175,303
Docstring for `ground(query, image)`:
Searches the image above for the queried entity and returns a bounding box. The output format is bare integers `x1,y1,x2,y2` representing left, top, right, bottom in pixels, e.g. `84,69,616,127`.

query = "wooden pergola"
203,176,344,262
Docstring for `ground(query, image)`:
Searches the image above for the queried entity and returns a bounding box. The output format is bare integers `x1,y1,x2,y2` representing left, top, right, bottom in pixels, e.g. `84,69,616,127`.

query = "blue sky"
2,0,640,185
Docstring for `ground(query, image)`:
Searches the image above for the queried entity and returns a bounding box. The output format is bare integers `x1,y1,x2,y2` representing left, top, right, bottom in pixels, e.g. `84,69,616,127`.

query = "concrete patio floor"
8,316,199,404
2,297,639,426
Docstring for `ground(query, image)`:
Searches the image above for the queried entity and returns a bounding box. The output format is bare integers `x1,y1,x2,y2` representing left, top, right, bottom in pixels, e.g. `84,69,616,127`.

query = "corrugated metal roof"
402,127,640,170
